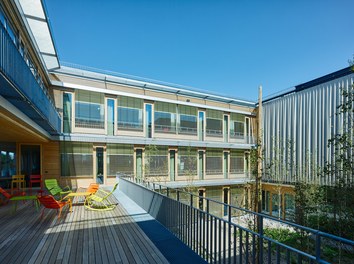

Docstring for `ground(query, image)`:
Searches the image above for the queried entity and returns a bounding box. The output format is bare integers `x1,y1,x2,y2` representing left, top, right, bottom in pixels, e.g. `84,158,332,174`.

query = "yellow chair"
11,175,26,194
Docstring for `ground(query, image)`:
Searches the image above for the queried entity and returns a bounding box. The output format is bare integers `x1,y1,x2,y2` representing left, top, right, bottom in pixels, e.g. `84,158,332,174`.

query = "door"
198,189,205,210
223,152,229,179
198,111,205,141
223,188,229,216
96,147,104,184
198,151,204,180
169,150,176,181
21,145,40,185
136,149,143,180
145,104,152,138
245,117,250,143
107,98,115,136
223,115,229,142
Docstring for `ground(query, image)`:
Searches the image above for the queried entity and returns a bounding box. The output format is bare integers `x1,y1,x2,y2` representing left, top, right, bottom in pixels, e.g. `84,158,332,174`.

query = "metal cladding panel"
263,73,354,185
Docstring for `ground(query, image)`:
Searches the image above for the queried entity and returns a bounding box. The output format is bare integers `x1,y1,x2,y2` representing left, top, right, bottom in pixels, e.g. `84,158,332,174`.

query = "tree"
322,63,354,239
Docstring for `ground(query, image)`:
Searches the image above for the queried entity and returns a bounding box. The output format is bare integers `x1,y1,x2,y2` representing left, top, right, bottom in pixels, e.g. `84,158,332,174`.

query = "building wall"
263,72,354,185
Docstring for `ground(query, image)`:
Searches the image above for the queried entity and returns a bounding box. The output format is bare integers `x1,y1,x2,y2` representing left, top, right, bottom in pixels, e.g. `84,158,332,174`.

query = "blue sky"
46,0,354,101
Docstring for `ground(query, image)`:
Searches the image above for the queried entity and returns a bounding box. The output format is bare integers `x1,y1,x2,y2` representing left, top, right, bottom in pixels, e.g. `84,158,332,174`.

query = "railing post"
166,187,169,197
315,233,321,262
259,214,264,264
176,190,180,201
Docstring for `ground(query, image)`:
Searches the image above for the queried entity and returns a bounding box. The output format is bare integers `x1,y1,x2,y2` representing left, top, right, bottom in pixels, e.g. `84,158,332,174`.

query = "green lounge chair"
84,183,118,211
45,179,72,199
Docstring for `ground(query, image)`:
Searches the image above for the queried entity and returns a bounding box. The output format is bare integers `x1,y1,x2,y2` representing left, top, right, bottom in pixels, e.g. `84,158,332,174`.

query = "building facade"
262,67,354,219
0,0,257,212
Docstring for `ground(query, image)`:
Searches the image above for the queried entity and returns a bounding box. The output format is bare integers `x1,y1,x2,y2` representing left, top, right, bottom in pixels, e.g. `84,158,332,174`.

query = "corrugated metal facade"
263,71,354,185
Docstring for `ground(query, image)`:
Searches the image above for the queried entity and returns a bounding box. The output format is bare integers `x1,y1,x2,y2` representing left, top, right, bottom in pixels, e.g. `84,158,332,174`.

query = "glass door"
198,150,204,180
223,188,229,216
107,98,115,136
223,115,229,142
198,111,205,141
145,104,152,138
245,117,250,143
21,145,40,185
96,147,104,184
169,150,176,181
223,152,229,179
136,149,143,180
63,93,72,133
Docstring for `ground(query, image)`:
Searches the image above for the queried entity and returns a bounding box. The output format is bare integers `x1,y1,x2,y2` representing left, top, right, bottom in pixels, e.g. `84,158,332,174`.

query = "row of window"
60,142,247,178
63,91,250,140
0,5,46,90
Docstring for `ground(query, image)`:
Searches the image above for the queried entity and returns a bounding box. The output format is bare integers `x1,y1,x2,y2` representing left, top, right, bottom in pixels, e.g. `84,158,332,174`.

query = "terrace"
1,179,353,263
0,186,204,264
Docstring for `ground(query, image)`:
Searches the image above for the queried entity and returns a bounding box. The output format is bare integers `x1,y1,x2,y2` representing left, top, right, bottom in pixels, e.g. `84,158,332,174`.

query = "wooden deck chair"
38,195,72,219
45,179,72,198
84,183,118,211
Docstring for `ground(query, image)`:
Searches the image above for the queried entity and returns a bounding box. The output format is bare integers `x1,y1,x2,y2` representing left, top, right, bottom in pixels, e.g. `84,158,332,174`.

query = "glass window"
75,90,105,129
205,187,223,216
0,143,16,178
206,110,223,137
230,187,244,209
60,142,93,177
154,102,176,133
206,149,223,175
178,105,197,135
144,146,168,177
179,115,197,134
155,112,176,133
230,113,245,139
118,96,143,131
285,194,295,220
107,144,134,177
178,147,197,176
230,150,244,174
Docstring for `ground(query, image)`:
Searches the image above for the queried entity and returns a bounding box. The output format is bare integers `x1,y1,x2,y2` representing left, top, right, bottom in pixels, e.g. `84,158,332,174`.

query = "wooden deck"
0,192,169,264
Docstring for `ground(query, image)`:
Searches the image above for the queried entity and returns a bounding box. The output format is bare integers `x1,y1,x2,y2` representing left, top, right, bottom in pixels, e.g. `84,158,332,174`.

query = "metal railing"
206,129,223,137
178,126,198,135
154,124,177,133
0,23,61,134
119,176,354,264
75,119,105,129
117,121,143,131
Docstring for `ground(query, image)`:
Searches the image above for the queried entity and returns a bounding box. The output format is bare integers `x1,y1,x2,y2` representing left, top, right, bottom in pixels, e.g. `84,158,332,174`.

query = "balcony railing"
154,124,177,133
117,121,143,131
119,176,354,264
0,23,61,134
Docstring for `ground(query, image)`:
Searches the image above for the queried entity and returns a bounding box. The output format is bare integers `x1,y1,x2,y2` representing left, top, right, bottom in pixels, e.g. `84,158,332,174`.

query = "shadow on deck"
0,192,168,264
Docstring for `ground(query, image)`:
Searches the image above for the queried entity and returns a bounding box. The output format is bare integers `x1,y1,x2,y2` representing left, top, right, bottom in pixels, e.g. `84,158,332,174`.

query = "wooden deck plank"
0,190,169,264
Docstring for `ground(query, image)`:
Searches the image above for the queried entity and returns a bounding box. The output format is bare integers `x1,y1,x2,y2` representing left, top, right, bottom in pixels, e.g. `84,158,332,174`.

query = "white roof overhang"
17,0,60,70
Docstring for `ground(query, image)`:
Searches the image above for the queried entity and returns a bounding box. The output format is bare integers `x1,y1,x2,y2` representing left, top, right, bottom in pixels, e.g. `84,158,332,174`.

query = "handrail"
138,176,353,242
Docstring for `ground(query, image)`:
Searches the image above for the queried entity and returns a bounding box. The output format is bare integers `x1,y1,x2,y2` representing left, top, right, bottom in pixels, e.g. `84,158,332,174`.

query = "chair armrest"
63,186,71,191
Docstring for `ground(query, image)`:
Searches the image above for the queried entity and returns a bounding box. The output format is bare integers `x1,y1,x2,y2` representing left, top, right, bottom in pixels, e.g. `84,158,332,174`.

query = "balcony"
120,177,354,263
0,24,61,135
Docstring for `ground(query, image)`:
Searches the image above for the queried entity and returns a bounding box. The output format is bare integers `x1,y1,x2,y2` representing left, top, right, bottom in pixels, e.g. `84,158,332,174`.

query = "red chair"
29,174,43,194
37,195,72,220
